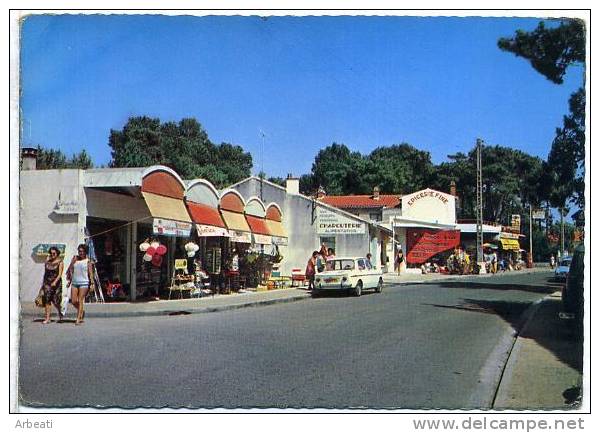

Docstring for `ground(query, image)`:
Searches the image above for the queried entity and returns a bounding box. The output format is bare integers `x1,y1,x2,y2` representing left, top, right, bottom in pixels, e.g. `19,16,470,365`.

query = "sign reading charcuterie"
317,207,366,234
406,229,460,264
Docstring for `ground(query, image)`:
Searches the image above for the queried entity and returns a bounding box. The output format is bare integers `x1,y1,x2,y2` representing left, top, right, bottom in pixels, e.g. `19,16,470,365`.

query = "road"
18,271,558,409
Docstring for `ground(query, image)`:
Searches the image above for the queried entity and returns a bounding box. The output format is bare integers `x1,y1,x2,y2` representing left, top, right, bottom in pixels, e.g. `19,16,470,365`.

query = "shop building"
228,176,392,276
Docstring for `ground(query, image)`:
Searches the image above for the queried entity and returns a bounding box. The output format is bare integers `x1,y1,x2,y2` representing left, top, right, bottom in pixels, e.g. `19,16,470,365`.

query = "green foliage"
34,145,94,169
498,19,585,84
109,116,252,188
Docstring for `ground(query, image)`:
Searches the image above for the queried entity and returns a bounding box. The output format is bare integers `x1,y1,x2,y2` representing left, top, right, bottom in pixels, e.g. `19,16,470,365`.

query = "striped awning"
246,214,271,236
142,192,191,223
186,201,226,228
499,238,520,251
265,219,287,238
221,210,251,233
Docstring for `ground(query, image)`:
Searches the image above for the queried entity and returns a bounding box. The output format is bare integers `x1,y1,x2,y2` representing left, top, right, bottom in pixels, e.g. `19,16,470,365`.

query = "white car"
313,257,384,297
554,257,572,282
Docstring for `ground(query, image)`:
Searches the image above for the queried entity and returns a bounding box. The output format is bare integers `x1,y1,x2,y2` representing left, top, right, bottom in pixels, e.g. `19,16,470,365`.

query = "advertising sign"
511,214,521,231
228,230,252,243
196,224,229,237
253,234,273,245
153,218,192,237
532,209,546,220
317,207,366,235
406,229,460,264
272,236,288,246
33,243,66,257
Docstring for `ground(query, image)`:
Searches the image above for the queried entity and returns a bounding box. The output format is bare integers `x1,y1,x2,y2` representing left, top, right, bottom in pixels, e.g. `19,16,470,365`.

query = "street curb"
382,268,550,285
20,293,312,319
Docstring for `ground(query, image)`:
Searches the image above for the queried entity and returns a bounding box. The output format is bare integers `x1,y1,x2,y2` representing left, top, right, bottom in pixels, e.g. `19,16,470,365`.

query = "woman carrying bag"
66,244,95,325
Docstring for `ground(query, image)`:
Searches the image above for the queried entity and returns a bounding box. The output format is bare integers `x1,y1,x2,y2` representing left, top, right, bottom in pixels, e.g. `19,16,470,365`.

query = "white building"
228,176,393,276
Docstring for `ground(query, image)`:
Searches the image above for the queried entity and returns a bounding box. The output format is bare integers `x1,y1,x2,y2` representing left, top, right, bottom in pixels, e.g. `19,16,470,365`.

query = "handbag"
34,289,44,308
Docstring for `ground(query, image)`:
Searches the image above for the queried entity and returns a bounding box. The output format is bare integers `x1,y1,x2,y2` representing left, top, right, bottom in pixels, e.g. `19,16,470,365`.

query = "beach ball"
139,242,150,252
150,241,160,249
143,253,153,262
156,244,167,255
146,246,156,256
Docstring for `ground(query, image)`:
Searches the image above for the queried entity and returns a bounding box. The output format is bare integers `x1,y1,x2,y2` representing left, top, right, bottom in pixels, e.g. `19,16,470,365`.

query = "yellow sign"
174,259,188,270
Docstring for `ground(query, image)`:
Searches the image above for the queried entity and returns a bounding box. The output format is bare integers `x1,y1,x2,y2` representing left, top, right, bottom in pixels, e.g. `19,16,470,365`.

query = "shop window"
369,212,382,222
319,236,336,254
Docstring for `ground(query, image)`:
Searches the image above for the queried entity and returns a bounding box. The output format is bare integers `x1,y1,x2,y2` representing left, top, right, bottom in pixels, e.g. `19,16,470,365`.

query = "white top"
72,258,90,285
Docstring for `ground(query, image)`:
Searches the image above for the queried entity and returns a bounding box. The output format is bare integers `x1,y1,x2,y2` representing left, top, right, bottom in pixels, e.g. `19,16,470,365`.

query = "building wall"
19,170,85,301
232,179,376,275
402,189,456,224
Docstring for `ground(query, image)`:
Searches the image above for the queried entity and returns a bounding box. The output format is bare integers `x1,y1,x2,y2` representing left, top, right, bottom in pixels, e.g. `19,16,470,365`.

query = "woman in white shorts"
66,244,95,325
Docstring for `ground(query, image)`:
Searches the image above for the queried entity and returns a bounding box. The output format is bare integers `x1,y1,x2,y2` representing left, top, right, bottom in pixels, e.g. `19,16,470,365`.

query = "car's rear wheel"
375,278,383,293
354,281,363,297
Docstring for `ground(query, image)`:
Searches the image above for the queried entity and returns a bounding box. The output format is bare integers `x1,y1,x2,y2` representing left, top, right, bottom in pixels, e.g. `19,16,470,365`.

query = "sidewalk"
21,287,312,319
493,292,584,409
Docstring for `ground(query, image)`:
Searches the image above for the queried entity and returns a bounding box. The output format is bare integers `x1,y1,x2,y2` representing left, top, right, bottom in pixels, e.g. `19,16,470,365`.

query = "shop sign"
272,236,288,246
532,209,546,220
405,190,449,207
33,243,66,257
511,214,521,231
153,218,192,237
228,230,252,243
406,229,460,264
53,199,79,215
317,207,365,235
253,234,272,245
499,232,520,240
196,224,229,237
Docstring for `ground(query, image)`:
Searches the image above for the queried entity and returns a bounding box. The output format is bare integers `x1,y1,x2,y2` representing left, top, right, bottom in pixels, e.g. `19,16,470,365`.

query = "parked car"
554,256,572,281
313,257,383,297
561,245,584,323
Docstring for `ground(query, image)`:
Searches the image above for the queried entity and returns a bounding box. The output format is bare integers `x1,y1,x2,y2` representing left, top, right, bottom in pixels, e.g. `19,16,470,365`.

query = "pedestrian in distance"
66,244,95,325
550,254,556,269
305,251,319,291
366,253,373,267
396,248,405,274
35,246,64,324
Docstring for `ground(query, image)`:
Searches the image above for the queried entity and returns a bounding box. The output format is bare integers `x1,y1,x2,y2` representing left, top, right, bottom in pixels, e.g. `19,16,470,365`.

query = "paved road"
18,271,558,409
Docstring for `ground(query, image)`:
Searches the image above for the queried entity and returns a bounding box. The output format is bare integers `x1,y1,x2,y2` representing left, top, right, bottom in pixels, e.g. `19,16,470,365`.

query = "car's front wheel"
375,278,383,293
353,281,363,297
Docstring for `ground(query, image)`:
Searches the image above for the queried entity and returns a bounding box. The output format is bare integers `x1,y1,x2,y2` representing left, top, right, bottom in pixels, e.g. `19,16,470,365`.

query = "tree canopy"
33,145,93,170
109,116,253,188
498,19,585,84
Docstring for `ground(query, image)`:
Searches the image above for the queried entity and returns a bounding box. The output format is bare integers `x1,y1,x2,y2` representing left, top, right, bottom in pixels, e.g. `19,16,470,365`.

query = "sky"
19,14,584,178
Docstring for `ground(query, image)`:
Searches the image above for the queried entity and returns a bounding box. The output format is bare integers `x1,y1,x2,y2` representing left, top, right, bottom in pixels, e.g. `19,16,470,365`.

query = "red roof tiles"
319,194,401,209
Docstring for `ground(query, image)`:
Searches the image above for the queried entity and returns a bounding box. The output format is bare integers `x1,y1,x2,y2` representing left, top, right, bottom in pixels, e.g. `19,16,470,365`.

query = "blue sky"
20,14,583,178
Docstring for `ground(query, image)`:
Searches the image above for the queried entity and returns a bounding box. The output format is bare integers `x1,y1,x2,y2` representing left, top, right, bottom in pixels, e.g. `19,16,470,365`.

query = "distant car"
313,257,383,297
554,257,572,281
561,245,584,323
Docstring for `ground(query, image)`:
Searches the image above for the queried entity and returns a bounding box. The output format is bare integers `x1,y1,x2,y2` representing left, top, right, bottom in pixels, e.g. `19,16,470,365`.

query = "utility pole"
259,129,266,201
529,205,533,267
476,138,484,273
560,206,565,257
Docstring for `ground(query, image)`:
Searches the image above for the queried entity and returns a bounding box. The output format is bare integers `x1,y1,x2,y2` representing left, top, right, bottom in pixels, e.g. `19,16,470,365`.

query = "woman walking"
36,246,64,324
66,244,95,325
395,248,405,274
305,251,319,291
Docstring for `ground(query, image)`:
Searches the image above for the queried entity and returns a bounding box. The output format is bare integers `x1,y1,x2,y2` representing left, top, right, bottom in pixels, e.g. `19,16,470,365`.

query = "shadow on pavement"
417,280,559,294
426,297,583,373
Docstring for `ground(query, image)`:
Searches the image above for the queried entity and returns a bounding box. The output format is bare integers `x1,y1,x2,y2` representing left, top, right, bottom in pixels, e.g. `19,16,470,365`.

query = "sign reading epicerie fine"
317,207,366,235
406,190,449,206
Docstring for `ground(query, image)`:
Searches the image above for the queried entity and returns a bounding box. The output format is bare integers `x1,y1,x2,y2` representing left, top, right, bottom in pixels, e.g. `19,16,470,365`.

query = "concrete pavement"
493,291,584,409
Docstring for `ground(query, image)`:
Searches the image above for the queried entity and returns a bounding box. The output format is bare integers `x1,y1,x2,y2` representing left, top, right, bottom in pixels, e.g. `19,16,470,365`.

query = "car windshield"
560,259,572,267
326,259,355,271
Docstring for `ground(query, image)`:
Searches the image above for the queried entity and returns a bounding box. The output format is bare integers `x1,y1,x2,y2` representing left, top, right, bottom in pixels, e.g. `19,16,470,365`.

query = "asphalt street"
18,271,557,409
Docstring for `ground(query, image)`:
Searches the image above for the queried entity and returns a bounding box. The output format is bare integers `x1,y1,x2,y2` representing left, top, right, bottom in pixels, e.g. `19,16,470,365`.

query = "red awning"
186,202,226,228
246,214,271,235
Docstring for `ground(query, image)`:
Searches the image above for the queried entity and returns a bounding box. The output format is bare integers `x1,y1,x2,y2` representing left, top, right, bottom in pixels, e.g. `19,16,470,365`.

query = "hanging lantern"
156,244,167,256
139,241,150,252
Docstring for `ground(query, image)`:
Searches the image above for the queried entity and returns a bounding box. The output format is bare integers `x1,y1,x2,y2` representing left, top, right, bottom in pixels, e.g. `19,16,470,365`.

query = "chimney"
317,186,326,199
21,147,38,170
450,180,457,196
286,173,299,195
373,186,380,200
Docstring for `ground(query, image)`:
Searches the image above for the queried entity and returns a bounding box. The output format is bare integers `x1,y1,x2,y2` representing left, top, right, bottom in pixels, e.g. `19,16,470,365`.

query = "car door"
365,258,379,287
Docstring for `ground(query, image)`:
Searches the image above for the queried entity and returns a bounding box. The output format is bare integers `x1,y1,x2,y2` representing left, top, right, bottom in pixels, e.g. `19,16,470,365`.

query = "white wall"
401,189,456,224
19,170,85,302
232,179,376,275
